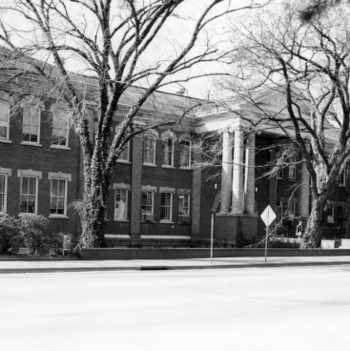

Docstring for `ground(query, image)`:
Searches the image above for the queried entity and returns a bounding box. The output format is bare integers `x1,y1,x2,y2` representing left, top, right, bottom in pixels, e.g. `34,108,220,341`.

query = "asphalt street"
1,265,350,351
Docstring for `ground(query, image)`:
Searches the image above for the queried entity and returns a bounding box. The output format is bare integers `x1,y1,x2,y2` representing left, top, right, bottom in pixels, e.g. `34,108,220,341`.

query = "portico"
215,123,259,246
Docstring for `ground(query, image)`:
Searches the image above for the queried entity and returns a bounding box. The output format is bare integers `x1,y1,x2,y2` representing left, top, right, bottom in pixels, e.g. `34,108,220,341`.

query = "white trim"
140,235,191,240
177,188,191,195
105,234,131,239
141,185,157,192
17,169,42,179
160,130,177,141
0,168,12,176
49,215,69,219
159,187,175,193
178,133,193,142
20,142,42,147
50,145,71,151
113,183,131,190
48,172,72,181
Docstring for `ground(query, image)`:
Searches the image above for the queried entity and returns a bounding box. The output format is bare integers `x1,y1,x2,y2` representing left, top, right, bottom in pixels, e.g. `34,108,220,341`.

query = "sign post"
260,205,277,262
210,212,214,264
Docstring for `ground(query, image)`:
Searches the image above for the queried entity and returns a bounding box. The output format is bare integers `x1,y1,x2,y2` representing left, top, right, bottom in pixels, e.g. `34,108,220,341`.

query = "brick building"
0,76,347,247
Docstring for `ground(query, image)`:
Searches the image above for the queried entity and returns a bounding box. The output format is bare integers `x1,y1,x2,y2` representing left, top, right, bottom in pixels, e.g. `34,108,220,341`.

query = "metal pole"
264,211,269,263
210,212,214,264
264,225,268,263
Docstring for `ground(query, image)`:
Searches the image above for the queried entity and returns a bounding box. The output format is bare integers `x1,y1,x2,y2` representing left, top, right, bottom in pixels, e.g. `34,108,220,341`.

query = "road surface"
1,265,350,351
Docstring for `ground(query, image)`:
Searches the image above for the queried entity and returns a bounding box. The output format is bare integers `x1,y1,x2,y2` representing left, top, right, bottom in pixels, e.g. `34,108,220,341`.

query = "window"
287,200,296,220
141,190,154,221
117,142,130,162
20,176,38,214
180,140,192,168
160,192,173,222
162,138,174,167
339,170,346,187
276,199,284,219
336,205,344,227
0,174,7,214
48,172,71,217
0,99,10,140
178,193,190,223
327,205,335,224
114,188,128,220
288,155,297,180
50,179,67,216
22,106,40,144
143,133,156,165
52,110,69,147
277,167,284,180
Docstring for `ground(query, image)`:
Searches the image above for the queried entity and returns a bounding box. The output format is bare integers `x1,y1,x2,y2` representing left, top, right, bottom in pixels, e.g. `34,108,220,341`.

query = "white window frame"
18,170,42,216
160,187,175,223
22,105,41,146
141,189,155,221
51,109,70,149
48,172,71,218
162,137,175,167
180,139,192,168
143,132,157,166
178,191,191,223
0,168,11,215
113,183,130,221
0,99,10,142
160,192,173,222
117,142,130,163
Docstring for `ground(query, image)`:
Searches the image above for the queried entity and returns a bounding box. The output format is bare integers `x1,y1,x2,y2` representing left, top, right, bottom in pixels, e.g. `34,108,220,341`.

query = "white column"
220,130,232,213
231,128,244,214
244,133,256,214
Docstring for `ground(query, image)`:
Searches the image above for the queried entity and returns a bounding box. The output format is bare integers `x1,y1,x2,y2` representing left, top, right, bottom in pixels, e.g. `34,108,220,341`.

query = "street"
1,265,350,351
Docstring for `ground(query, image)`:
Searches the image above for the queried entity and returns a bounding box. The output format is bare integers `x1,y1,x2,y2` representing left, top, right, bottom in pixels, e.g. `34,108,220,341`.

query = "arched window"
162,137,174,167
22,106,41,144
0,99,10,140
143,131,158,165
52,109,69,147
180,140,192,168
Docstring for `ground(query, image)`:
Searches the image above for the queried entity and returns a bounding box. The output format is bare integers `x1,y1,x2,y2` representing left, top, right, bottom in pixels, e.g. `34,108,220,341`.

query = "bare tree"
0,0,266,248
223,2,350,247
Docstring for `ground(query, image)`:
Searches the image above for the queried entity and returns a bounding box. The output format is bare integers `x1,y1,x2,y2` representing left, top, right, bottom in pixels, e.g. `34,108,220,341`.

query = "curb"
1,260,350,274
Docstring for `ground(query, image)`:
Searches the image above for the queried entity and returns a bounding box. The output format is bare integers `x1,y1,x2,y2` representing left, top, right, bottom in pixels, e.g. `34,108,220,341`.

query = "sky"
0,0,268,99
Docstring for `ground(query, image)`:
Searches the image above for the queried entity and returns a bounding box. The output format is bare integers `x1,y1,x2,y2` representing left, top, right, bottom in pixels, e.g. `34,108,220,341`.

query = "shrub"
0,216,22,253
18,215,60,255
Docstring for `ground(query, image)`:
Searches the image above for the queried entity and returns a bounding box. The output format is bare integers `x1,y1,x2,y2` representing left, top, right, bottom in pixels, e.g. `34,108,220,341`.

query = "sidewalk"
1,255,350,274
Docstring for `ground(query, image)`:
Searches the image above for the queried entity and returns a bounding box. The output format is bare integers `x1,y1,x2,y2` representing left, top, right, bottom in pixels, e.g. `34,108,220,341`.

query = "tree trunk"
303,194,328,248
